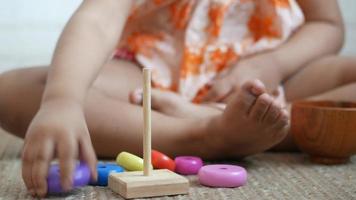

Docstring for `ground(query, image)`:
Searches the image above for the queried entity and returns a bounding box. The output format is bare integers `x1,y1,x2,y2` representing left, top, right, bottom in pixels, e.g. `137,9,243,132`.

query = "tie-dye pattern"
118,0,304,102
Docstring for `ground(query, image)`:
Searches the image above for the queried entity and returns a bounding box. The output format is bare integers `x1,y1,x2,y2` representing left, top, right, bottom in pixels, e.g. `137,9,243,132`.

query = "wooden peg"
143,68,152,176
109,68,189,199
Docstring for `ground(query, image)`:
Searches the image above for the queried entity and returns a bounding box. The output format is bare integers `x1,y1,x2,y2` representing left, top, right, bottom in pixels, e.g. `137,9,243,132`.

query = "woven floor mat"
0,129,355,200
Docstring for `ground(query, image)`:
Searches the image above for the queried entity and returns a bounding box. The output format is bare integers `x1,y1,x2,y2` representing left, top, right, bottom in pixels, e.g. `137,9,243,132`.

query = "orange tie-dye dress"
117,0,304,102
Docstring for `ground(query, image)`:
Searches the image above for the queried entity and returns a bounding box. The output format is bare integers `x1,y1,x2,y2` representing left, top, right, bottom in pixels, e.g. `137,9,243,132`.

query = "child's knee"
347,56,356,66
0,70,21,118
0,70,16,127
0,68,41,125
319,56,356,85
0,69,27,98
340,56,356,83
0,70,17,104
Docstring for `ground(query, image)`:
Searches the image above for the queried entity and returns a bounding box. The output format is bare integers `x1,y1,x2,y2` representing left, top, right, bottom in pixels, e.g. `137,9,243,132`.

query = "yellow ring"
116,152,147,171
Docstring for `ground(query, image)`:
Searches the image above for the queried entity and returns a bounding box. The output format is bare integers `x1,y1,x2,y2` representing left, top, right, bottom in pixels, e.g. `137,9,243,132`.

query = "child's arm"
267,0,344,81
202,0,344,102
45,0,132,103
21,0,132,197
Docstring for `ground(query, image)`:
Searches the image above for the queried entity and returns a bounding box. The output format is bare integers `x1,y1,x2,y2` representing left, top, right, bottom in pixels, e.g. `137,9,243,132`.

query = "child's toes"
263,100,283,125
129,88,143,105
248,79,267,96
249,93,273,122
273,109,289,130
151,89,178,111
225,80,267,117
130,88,181,112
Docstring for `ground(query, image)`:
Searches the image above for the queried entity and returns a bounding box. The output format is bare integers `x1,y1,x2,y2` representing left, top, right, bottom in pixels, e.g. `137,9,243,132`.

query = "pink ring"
198,164,247,188
174,156,203,175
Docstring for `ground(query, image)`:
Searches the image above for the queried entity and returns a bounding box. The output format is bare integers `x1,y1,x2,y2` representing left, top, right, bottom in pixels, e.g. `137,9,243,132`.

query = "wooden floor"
0,128,355,200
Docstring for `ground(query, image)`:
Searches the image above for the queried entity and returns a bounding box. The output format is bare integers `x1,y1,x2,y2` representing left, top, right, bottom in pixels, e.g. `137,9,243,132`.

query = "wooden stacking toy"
292,101,356,164
108,68,189,199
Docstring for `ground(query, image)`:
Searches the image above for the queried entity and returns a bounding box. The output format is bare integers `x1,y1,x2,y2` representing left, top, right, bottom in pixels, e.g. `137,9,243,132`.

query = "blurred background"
0,0,355,73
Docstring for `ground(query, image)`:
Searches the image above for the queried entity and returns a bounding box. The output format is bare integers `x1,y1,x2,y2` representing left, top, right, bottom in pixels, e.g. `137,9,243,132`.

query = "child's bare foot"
130,80,289,158
207,80,289,157
130,89,221,118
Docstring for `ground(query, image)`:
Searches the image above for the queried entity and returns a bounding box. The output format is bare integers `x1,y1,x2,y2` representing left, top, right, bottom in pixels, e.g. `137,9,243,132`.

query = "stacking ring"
151,150,175,171
174,156,203,175
116,152,146,171
95,163,124,186
198,164,247,188
47,162,91,194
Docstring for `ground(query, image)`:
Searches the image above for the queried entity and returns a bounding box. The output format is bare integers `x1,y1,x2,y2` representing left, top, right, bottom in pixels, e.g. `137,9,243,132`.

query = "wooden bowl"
291,101,356,164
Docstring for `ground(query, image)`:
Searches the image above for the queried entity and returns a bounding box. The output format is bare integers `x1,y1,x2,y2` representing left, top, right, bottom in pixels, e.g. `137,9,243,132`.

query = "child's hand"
21,99,97,197
202,54,282,102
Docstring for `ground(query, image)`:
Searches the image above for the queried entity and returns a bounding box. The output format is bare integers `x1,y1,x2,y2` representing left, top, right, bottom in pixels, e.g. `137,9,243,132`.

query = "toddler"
0,0,354,197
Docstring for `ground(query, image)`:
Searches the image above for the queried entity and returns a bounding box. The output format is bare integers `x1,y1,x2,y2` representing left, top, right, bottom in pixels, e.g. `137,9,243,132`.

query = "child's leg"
308,83,356,102
143,56,356,152
0,62,210,157
272,56,356,151
284,56,356,101
0,60,288,159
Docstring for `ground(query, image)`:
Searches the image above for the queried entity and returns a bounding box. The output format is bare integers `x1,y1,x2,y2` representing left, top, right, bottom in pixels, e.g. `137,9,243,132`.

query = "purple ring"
174,156,203,175
198,164,247,188
47,162,91,194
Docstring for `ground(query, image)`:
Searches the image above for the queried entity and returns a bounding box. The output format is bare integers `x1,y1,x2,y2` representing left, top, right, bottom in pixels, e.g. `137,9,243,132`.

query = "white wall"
0,0,355,73
0,0,81,72
339,0,356,56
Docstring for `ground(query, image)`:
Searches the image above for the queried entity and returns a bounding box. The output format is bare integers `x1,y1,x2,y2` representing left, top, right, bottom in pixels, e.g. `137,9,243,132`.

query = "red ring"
152,150,175,171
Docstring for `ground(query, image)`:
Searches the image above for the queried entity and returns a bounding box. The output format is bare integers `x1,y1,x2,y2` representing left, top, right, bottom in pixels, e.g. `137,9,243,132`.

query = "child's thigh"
0,60,142,135
0,59,142,103
0,66,48,135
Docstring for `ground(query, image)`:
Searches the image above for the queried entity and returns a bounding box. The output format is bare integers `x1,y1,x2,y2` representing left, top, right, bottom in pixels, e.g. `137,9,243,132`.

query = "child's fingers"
31,141,54,197
79,135,98,182
21,145,35,196
57,138,78,192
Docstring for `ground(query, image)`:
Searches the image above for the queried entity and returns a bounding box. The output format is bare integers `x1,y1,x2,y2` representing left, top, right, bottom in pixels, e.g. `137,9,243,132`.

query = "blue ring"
94,163,124,186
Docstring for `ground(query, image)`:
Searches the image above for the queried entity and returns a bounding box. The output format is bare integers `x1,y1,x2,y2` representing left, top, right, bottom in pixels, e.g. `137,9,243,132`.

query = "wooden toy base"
108,169,189,199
